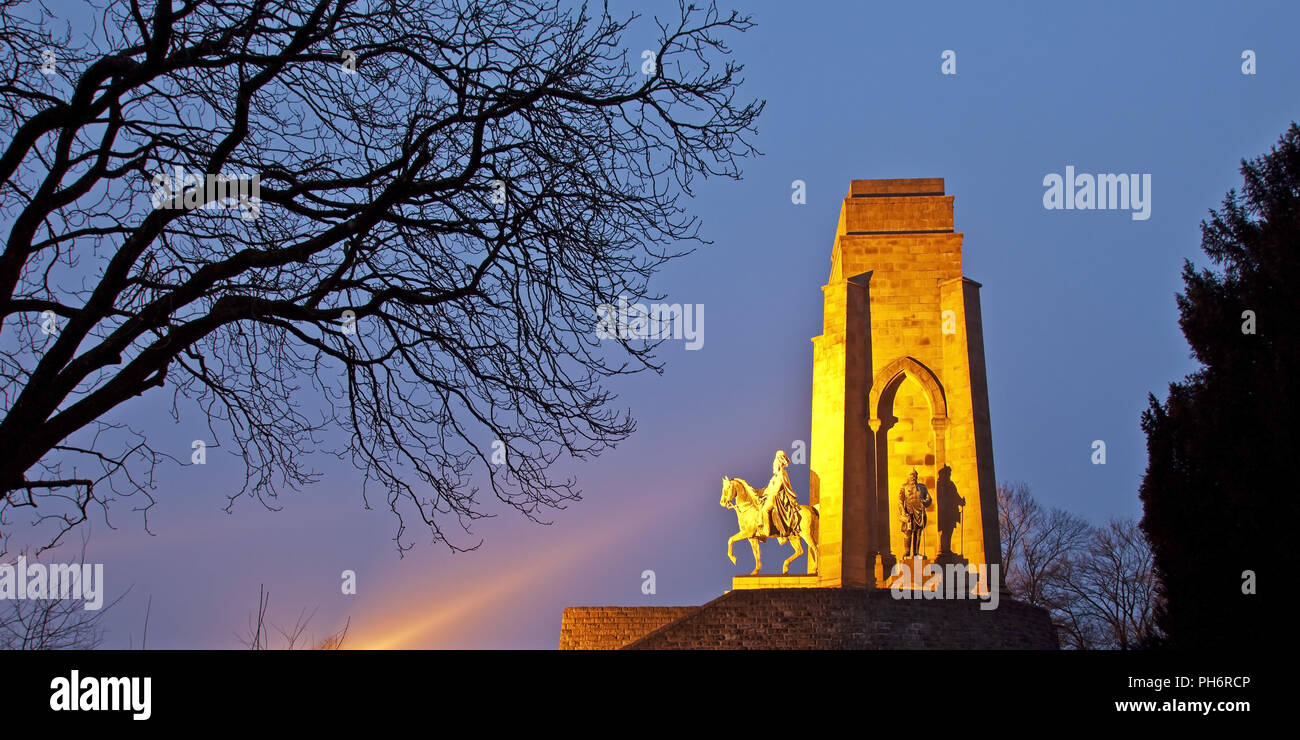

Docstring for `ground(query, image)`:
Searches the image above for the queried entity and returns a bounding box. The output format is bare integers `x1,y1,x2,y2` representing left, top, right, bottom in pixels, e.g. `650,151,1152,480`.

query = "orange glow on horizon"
351,536,595,649
347,498,686,649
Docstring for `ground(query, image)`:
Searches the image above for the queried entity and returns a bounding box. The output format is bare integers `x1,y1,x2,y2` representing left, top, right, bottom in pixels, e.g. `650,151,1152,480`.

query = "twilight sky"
10,0,1299,649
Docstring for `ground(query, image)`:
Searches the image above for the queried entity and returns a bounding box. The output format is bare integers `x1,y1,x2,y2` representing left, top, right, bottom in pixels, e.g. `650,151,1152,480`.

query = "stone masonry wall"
558,606,698,650
621,588,1058,650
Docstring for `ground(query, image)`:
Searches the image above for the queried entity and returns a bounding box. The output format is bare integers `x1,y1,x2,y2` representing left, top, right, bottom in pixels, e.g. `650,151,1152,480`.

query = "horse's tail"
810,503,820,545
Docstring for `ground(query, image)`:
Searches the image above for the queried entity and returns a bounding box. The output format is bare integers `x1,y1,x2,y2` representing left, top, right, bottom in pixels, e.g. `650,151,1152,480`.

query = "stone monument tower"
558,178,1054,650
809,177,1001,588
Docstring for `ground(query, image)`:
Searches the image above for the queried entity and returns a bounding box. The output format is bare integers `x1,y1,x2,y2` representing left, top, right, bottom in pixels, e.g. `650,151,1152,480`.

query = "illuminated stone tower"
558,178,1057,649
809,178,1002,588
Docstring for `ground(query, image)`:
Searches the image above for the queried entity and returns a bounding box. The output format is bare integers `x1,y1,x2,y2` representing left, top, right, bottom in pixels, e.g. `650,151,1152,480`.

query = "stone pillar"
809,273,872,586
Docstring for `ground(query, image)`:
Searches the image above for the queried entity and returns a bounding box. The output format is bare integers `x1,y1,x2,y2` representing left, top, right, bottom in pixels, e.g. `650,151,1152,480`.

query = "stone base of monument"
730,574,820,590
559,588,1058,649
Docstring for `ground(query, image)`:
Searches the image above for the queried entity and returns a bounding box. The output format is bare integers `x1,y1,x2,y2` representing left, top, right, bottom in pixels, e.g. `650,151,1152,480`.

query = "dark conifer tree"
1140,123,1299,647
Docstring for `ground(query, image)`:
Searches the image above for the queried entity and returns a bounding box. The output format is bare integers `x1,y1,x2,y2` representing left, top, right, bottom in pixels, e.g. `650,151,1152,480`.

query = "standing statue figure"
758,450,801,540
898,469,932,558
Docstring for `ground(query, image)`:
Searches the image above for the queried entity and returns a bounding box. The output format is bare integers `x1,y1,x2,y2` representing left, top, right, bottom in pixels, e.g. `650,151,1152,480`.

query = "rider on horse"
757,450,801,540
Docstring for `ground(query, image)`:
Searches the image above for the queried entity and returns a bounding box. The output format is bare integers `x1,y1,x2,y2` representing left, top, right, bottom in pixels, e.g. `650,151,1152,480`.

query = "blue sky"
8,0,1298,648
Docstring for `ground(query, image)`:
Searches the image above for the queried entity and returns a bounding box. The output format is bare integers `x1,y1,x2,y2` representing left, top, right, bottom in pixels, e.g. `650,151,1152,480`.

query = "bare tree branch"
998,482,1163,649
235,584,349,649
0,0,763,554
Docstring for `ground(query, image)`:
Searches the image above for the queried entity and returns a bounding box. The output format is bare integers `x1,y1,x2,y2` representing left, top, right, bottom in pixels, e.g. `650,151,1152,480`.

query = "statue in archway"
898,469,932,558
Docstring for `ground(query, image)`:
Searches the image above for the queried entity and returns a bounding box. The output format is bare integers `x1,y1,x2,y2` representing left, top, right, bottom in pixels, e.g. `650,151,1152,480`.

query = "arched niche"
868,357,949,565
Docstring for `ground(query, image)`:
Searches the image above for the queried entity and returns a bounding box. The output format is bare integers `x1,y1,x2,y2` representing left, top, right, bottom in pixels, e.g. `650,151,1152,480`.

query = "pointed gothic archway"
868,356,949,573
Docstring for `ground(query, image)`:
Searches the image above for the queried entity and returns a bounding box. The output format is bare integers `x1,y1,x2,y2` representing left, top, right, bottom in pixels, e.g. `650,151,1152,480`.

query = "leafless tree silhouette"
0,547,128,649
997,482,1162,649
0,0,762,553
1054,518,1162,650
998,482,1091,608
236,583,349,649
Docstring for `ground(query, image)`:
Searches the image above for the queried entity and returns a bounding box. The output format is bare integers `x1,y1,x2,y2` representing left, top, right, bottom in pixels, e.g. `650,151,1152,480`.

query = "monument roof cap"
849,178,945,197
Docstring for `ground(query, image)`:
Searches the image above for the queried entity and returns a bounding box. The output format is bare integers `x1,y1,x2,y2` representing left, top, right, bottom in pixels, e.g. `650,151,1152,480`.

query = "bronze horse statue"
720,476,818,575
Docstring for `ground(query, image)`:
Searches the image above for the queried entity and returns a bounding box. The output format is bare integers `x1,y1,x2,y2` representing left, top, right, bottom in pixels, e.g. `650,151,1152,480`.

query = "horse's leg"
782,536,803,574
749,538,762,575
727,531,745,565
803,508,819,572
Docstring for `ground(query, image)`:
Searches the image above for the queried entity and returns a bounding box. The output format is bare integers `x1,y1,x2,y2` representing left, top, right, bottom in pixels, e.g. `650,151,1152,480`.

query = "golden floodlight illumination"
808,178,1002,589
